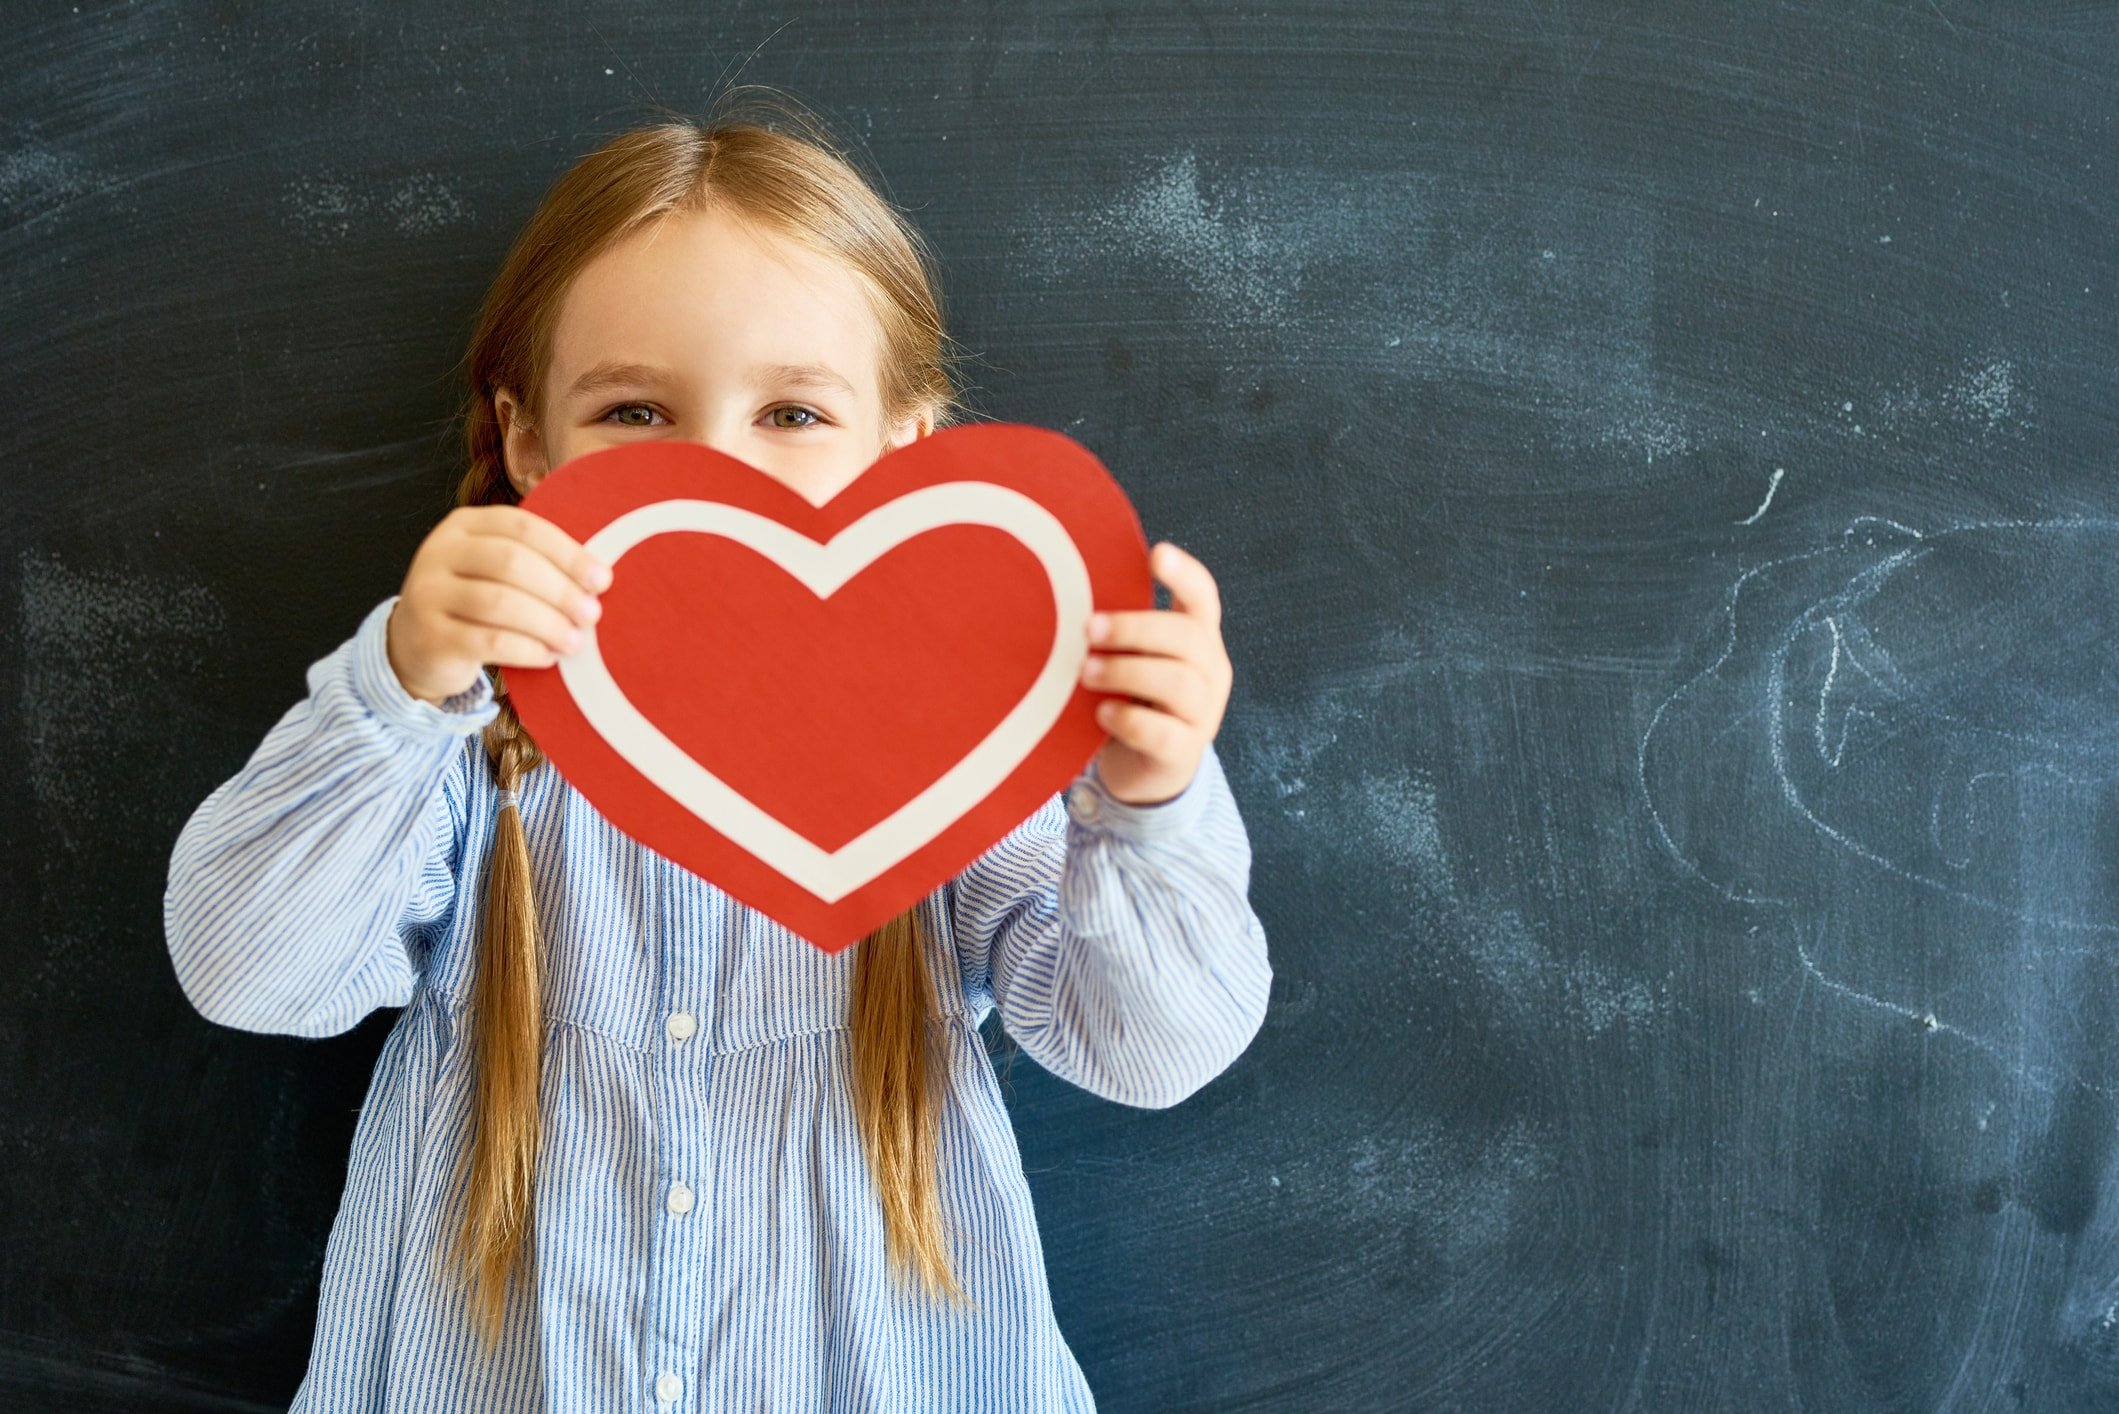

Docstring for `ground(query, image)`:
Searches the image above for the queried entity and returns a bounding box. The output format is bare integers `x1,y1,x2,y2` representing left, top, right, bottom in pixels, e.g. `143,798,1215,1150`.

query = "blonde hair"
441,90,980,1348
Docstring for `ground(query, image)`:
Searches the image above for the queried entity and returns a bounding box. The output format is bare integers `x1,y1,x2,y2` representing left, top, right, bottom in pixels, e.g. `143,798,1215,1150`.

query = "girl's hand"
386,505,614,706
1080,541,1234,806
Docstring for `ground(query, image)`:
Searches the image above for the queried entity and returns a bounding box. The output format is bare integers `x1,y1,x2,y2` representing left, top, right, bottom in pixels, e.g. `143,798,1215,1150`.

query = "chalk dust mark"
1869,356,2034,439
1456,890,1667,1037
1795,936,2113,1099
1812,616,1846,766
1599,408,1695,465
1352,767,1450,893
1313,1116,1557,1267
283,171,472,242
1737,468,1785,525
19,549,224,838
381,174,468,234
0,139,94,220
1013,152,1297,326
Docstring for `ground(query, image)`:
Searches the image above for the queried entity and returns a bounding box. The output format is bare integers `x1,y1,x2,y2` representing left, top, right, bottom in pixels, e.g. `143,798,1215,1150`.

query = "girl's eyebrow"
564,359,856,401
566,361,673,400
750,362,857,398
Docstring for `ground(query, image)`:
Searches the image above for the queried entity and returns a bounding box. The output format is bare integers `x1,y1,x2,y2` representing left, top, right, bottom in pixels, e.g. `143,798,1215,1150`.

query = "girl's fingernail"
1088,613,1108,641
564,628,583,653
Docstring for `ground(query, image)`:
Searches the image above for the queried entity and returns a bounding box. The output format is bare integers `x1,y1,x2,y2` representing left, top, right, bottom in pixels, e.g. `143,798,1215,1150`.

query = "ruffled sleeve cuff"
347,595,499,738
1061,741,1224,843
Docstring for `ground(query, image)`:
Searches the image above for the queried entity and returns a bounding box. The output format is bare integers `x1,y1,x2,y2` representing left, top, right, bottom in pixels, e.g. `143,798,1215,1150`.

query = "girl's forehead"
549,205,883,389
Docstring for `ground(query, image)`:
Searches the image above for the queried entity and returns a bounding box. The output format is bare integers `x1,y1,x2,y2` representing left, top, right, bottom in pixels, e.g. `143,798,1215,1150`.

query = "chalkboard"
7,1,2119,1409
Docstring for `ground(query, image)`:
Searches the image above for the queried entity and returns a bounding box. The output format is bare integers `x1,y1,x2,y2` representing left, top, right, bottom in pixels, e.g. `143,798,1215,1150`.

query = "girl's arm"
163,595,498,1038
948,740,1272,1108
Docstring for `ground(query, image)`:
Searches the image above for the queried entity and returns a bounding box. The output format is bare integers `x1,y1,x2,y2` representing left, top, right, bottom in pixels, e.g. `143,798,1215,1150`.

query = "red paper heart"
504,422,1152,952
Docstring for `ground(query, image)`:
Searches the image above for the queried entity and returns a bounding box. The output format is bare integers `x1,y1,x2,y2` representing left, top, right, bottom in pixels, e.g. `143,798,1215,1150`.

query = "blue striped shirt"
162,593,1272,1412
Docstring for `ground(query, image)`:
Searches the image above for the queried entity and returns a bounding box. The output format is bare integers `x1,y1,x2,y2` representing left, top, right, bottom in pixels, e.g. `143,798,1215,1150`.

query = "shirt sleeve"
163,594,500,1039
947,740,1273,1109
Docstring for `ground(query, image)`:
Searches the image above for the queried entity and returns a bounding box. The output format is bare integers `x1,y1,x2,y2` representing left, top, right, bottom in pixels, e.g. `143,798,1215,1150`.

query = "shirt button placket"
650,856,709,1410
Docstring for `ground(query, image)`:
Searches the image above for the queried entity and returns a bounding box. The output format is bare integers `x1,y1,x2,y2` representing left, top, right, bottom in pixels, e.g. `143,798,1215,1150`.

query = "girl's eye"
602,403,666,428
767,405,825,430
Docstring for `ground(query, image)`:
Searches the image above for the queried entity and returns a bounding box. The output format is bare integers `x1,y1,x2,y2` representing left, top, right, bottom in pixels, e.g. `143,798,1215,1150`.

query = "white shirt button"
1066,781,1102,823
654,1370,682,1403
665,1011,696,1042
667,1182,695,1216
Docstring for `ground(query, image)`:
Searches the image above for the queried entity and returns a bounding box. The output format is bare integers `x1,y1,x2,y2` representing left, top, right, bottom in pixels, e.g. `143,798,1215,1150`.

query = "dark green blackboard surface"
6,2,2119,1409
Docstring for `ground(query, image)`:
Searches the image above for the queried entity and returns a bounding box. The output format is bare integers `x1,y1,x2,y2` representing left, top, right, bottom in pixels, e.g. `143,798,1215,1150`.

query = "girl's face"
495,202,931,508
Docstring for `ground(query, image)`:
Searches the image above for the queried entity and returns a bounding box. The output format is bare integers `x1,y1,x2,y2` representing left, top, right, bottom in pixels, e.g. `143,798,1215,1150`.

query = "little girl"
164,95,1271,1413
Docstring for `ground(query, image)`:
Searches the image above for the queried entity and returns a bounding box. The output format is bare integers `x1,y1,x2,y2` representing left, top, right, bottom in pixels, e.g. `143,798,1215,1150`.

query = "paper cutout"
504,422,1153,952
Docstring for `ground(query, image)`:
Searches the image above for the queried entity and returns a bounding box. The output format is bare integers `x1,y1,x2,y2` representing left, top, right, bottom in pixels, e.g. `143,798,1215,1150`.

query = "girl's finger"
1150,541,1222,628
439,574,587,657
1083,653,1212,727
468,625,565,670
1087,606,1217,664
488,504,614,598
456,527,605,628
1097,698,1190,757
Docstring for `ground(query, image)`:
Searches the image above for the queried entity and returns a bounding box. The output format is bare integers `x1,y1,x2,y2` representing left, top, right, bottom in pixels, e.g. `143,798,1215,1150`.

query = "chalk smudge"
1329,1115,1558,1266
19,549,224,830
1350,763,1666,1036
0,138,95,221
283,171,472,242
1016,152,1299,325
1869,357,2034,438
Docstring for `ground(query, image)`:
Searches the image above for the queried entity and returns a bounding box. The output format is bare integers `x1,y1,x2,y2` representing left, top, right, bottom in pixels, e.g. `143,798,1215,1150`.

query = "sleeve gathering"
947,741,1273,1108
163,594,499,1038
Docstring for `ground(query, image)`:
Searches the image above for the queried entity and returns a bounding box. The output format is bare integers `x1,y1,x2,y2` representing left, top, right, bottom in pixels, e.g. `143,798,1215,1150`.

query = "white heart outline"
559,481,1091,904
